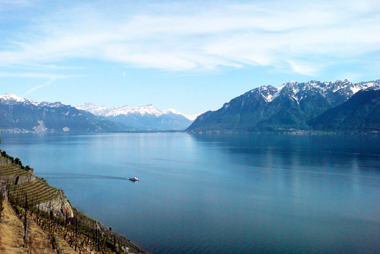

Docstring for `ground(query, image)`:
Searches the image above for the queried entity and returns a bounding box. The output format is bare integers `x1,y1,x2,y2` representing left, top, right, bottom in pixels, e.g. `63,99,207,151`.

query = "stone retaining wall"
0,158,11,166
0,180,7,201
0,173,36,186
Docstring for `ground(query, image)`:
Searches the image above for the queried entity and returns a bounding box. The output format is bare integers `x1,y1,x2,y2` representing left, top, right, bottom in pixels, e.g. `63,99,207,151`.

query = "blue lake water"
1,132,380,253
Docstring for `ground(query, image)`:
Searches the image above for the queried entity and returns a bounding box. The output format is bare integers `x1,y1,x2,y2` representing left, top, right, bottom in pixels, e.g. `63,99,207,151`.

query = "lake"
1,132,380,253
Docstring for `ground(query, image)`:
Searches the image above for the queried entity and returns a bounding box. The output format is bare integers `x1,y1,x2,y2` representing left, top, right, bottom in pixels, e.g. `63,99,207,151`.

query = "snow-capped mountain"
0,94,128,133
162,109,199,121
241,79,379,106
187,79,380,132
76,103,194,119
75,103,194,131
0,93,37,105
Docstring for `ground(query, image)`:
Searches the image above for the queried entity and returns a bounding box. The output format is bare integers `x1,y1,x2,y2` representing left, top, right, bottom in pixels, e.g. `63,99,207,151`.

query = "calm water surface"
1,133,380,253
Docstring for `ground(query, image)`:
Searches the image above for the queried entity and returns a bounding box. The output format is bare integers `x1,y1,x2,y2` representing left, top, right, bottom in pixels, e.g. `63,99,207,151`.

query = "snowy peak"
162,109,200,121
76,103,195,120
75,103,194,130
39,101,65,108
0,93,68,108
125,105,163,117
162,108,180,115
0,93,39,106
243,79,380,105
258,86,278,102
76,102,109,115
76,103,162,117
0,93,27,104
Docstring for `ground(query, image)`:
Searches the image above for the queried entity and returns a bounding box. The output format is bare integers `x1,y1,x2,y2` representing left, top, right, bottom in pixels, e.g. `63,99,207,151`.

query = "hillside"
310,89,380,132
0,200,79,253
187,79,380,132
0,154,146,253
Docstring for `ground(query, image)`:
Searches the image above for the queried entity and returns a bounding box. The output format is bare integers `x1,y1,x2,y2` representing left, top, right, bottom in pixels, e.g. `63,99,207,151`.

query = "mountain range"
75,103,194,131
0,94,127,133
2,78,378,134
187,79,380,133
0,94,194,133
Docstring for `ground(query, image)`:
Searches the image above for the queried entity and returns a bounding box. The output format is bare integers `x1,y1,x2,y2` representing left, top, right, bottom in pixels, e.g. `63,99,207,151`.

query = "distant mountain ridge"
187,79,380,132
0,93,128,133
75,103,194,131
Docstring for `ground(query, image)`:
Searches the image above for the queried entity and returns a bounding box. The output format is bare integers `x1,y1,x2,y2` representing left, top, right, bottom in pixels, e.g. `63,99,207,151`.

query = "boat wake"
38,173,137,181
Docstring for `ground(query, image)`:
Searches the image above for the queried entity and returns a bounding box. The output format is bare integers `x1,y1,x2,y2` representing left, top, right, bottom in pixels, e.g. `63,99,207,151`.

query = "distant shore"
2,128,380,135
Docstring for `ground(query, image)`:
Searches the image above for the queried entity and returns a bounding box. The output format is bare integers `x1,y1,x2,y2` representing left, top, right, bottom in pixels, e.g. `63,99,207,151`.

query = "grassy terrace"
0,164,59,205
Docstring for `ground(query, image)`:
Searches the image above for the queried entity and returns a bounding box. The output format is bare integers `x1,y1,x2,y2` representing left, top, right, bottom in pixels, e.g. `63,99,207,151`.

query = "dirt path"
0,200,81,254
0,199,28,253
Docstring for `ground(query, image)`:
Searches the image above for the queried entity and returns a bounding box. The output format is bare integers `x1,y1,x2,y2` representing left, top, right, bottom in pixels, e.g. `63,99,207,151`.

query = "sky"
0,0,379,115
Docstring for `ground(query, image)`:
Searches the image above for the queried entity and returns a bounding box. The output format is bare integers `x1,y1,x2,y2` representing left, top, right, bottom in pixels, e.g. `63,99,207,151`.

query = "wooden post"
114,234,116,251
57,229,60,251
96,227,99,251
75,219,78,251
24,219,28,248
37,203,39,225
24,194,27,227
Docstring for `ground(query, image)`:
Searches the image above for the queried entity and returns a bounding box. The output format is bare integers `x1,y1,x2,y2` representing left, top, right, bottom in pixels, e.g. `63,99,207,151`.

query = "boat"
129,177,139,182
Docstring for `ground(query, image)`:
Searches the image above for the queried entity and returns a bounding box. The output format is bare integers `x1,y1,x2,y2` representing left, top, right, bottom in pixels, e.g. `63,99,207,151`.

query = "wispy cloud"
0,72,75,95
24,79,55,96
0,0,379,76
0,72,73,79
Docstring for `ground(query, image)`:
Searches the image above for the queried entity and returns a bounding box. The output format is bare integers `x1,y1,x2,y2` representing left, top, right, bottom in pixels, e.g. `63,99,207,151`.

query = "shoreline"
2,129,380,135
72,206,148,254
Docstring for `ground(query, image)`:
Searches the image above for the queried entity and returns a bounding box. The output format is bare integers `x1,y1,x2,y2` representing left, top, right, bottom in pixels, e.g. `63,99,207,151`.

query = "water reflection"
189,133,380,173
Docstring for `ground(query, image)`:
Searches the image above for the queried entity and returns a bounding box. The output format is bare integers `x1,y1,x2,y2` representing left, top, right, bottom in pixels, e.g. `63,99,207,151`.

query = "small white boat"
129,177,139,182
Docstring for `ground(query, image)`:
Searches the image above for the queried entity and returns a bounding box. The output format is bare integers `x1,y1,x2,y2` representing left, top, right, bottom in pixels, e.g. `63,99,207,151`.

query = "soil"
0,200,83,254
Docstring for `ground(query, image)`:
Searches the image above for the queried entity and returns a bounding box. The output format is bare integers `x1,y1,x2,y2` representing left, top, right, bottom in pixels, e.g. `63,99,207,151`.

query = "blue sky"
0,0,379,115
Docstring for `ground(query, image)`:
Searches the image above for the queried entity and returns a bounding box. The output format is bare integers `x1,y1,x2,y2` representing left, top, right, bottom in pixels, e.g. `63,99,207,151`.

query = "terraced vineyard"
0,164,30,177
8,179,59,205
0,164,59,205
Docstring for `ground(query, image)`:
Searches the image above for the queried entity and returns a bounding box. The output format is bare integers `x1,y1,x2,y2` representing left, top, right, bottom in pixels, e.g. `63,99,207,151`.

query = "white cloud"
0,0,379,76
287,61,321,77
